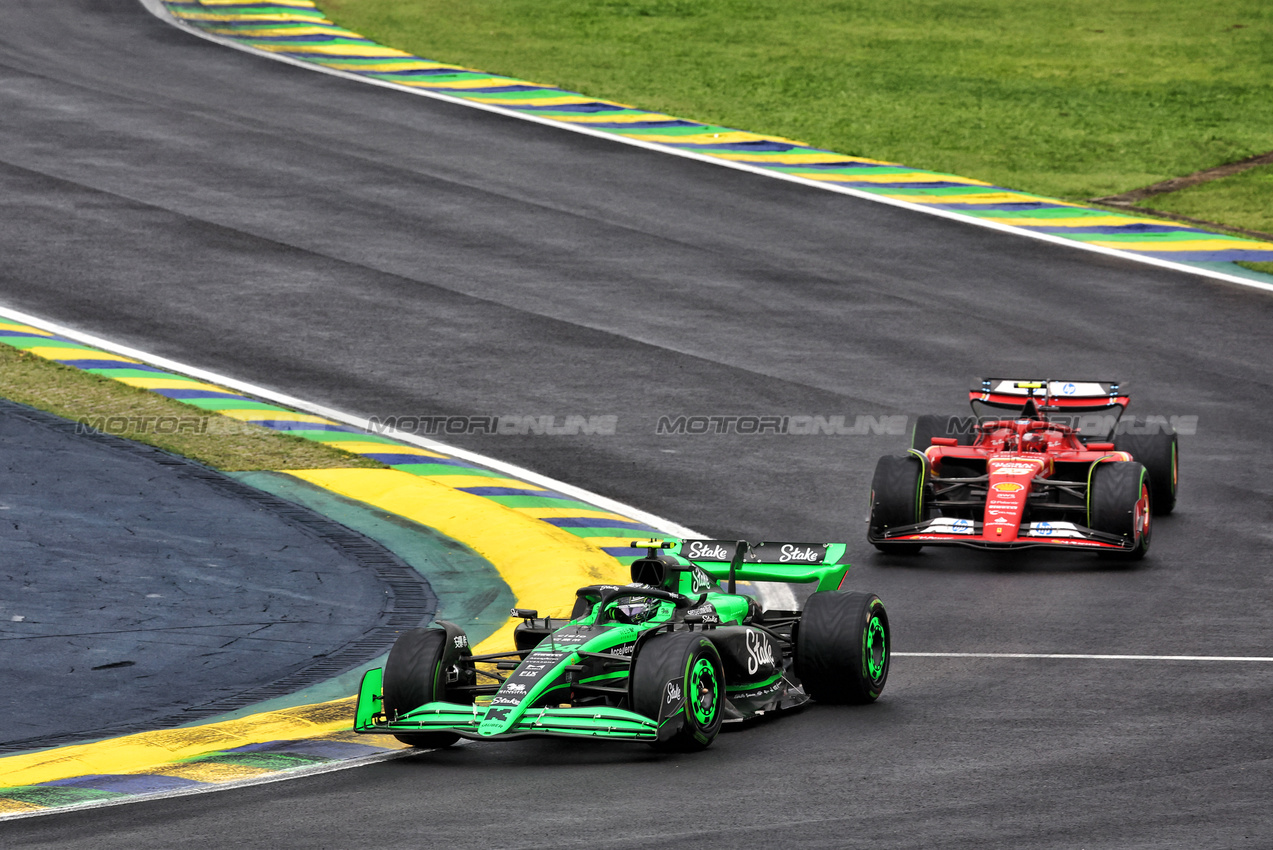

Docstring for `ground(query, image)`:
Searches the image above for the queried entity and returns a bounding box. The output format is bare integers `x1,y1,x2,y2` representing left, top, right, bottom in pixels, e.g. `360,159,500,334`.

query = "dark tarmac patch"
0,400,434,752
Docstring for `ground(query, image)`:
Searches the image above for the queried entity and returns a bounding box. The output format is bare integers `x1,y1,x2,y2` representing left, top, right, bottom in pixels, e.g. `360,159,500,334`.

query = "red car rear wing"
967,379,1130,440
970,378,1129,413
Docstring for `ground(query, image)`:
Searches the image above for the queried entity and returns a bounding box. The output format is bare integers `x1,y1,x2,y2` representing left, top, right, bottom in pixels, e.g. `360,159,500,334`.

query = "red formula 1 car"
868,380,1178,559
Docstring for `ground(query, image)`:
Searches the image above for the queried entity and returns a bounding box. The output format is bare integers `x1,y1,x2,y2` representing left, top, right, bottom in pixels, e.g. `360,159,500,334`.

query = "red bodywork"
869,380,1152,553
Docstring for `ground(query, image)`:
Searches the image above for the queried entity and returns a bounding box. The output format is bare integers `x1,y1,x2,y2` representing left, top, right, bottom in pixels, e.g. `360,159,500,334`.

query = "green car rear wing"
630,539,851,592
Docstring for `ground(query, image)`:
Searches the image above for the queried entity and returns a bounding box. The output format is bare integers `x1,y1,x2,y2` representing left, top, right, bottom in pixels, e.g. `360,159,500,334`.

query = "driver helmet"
615,587,662,624
1021,432,1047,452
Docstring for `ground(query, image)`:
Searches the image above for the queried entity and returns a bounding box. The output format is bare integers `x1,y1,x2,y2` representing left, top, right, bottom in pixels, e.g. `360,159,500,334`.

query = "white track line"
137,0,1273,297
894,652,1273,662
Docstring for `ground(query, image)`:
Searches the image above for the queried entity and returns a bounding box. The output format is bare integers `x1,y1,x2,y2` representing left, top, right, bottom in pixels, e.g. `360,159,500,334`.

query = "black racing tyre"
382,627,463,748
869,454,926,554
911,413,975,449
631,631,725,751
1114,428,1177,515
796,591,889,704
1089,461,1151,561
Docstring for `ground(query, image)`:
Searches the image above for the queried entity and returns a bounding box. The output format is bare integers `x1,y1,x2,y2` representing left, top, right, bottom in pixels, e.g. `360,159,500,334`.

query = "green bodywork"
667,540,850,593
354,537,853,744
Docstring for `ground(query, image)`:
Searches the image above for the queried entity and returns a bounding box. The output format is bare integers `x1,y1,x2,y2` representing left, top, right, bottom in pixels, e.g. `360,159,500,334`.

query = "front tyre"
796,591,889,704
382,627,466,748
1089,461,1151,561
631,632,725,751
869,454,926,554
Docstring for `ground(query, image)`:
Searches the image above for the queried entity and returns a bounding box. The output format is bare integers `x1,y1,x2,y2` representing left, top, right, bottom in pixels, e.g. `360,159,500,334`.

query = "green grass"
1143,164,1273,274
1144,164,1273,235
316,0,1273,205
0,346,385,471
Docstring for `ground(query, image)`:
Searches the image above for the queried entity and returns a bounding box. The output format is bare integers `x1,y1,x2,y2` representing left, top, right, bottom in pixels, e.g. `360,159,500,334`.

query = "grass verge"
315,0,1273,223
1140,164,1273,274
0,345,384,471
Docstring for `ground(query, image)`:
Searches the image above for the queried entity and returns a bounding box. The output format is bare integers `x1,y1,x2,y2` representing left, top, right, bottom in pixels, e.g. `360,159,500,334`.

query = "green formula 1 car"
354,538,889,751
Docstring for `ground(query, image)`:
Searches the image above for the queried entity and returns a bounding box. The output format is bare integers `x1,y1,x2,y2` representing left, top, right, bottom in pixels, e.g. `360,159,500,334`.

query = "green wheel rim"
865,613,887,683
687,656,719,726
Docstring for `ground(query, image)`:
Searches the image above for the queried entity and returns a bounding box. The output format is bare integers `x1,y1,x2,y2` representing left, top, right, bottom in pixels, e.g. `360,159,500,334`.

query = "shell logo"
992,481,1024,493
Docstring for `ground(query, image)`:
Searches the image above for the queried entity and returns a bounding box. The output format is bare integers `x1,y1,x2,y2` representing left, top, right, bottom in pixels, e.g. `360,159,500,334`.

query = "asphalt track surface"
0,399,429,752
2,0,1272,847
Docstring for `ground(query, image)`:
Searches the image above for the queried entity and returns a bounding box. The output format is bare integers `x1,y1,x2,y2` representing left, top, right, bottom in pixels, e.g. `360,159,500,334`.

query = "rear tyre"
796,591,889,704
1114,427,1177,515
1089,461,1151,561
911,414,975,449
631,632,725,751
869,454,926,553
382,628,463,748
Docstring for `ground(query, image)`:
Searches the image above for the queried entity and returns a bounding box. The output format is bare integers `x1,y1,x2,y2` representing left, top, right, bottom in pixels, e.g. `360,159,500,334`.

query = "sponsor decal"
685,604,721,625
485,708,510,722
778,544,822,563
732,682,782,701
489,696,522,707
992,481,1024,493
453,635,469,649
745,630,776,675
516,661,558,677
504,683,526,693
928,518,975,534
665,681,683,705
750,542,829,564
610,643,634,657
991,463,1039,476
1021,522,1084,539
548,632,589,645
691,567,715,594
685,540,732,560
514,652,564,678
